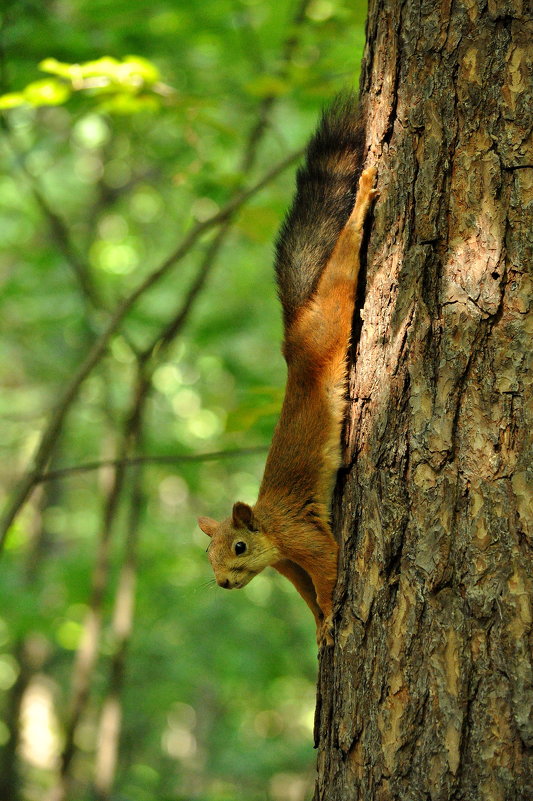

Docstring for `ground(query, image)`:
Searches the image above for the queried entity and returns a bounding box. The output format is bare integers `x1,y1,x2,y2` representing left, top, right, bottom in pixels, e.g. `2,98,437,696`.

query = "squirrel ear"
198,517,219,537
232,502,258,532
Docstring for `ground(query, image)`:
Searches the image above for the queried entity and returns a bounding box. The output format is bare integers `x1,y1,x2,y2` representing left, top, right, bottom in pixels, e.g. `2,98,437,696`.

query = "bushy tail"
274,93,365,328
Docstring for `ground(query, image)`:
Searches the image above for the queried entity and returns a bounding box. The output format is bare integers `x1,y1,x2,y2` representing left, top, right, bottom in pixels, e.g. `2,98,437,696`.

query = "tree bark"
315,1,532,799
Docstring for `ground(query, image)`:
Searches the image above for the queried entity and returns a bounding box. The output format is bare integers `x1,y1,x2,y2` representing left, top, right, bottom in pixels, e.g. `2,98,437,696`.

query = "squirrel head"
198,502,280,590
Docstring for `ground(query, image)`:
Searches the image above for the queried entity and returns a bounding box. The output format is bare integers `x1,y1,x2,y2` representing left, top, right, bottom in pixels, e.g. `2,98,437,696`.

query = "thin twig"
30,184,101,308
93,458,144,800
35,447,269,483
2,122,101,308
140,222,232,363
2,122,146,367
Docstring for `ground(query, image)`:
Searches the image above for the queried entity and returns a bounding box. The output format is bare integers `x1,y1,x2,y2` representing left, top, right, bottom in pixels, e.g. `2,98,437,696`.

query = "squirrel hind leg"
348,166,379,233
311,166,378,294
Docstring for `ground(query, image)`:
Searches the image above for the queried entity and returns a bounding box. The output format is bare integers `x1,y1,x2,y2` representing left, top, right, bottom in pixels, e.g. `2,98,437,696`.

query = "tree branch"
2,121,101,309
49,369,151,801
0,148,302,553
30,183,102,308
93,456,145,800
34,447,269,483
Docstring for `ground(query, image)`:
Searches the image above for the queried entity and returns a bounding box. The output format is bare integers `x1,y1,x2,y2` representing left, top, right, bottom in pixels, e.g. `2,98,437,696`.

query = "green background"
0,1,366,799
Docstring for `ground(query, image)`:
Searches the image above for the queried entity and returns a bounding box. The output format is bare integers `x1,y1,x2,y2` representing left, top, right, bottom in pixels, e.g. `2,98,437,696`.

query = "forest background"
0,1,367,799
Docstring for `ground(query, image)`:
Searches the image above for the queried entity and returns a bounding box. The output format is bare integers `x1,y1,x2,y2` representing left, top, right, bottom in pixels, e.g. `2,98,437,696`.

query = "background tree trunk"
315,1,532,799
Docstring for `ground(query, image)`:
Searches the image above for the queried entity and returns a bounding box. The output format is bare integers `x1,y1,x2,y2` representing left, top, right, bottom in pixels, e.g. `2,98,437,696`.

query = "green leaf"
23,78,71,106
123,55,161,85
40,55,162,99
0,92,26,109
77,56,159,89
38,57,76,79
77,56,121,80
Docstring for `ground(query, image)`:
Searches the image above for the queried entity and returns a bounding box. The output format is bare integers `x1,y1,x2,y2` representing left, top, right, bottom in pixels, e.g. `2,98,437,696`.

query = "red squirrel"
198,96,377,646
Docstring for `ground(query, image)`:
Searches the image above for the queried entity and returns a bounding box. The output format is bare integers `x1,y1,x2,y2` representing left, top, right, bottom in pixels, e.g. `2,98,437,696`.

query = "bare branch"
93,447,145,799
35,447,269,483
2,122,101,308
31,184,101,308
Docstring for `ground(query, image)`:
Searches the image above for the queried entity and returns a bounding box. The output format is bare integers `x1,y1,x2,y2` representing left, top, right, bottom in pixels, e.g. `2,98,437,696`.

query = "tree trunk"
314,1,532,799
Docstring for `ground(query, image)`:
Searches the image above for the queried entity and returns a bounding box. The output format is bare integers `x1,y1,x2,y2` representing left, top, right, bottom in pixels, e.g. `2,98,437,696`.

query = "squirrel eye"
234,541,247,556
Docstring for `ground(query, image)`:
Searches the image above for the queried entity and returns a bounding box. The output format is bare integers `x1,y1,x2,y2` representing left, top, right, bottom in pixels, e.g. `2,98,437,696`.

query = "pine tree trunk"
314,1,532,799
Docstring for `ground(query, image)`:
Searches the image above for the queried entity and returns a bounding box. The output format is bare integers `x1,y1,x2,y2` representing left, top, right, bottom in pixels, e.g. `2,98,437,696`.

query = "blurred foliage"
0,0,367,799
0,55,170,112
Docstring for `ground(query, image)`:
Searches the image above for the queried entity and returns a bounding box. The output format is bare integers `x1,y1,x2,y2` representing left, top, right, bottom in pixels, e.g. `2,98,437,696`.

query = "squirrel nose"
219,578,231,589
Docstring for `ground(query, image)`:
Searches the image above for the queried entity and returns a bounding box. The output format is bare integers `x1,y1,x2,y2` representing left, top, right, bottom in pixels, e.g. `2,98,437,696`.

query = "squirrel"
198,95,378,646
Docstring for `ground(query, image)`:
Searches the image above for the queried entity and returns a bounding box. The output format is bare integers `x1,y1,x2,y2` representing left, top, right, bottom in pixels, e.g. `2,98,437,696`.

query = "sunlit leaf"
23,78,71,106
123,55,160,84
39,57,76,79
0,92,26,109
40,55,161,96
77,56,121,80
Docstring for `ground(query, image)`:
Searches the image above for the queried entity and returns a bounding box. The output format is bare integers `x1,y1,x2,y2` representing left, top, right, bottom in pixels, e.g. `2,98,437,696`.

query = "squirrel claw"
317,615,334,648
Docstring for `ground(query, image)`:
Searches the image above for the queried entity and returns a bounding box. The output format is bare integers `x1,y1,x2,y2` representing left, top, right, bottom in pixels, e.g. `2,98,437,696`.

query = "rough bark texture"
314,1,532,799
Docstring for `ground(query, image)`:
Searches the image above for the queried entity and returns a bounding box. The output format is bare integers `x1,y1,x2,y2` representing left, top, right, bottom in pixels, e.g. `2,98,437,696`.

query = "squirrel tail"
274,93,366,328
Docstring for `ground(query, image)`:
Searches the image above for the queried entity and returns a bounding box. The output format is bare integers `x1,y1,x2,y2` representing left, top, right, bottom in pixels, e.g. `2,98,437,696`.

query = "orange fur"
199,167,377,646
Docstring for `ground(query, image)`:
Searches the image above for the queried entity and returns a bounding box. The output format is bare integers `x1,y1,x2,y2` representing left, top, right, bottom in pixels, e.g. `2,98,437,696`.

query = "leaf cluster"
0,55,169,113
